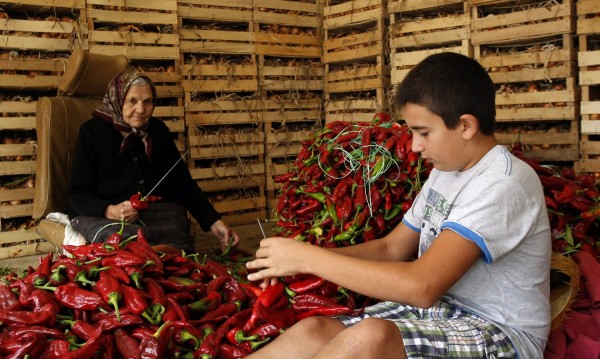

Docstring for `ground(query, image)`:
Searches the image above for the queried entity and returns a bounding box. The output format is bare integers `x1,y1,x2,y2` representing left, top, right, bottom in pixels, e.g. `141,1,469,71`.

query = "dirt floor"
0,221,274,273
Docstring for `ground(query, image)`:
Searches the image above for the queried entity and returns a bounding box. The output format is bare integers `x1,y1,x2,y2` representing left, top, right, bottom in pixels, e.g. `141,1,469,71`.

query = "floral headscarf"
92,69,157,157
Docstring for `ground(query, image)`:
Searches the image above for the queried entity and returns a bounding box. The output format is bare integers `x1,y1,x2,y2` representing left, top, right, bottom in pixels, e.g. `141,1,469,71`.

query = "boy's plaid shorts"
339,299,517,359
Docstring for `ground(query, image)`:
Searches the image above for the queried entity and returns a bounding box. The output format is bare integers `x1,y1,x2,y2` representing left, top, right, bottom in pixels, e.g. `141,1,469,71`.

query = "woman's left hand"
210,219,240,251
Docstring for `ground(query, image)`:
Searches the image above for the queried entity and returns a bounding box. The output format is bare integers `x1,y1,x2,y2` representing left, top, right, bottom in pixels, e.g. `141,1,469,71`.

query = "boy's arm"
248,226,481,308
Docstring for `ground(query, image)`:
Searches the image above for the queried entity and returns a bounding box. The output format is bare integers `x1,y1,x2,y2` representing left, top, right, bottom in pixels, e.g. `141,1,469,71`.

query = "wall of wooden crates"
0,0,598,258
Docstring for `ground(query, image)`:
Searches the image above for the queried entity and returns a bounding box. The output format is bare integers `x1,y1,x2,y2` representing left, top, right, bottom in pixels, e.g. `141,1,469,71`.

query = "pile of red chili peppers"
274,115,432,247
0,225,364,358
509,143,600,256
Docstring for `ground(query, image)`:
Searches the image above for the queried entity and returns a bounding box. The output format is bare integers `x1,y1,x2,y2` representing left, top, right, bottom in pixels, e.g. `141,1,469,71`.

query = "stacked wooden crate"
388,0,471,108
471,0,579,162
255,0,324,216
0,0,86,258
323,0,390,123
575,0,600,176
178,0,266,226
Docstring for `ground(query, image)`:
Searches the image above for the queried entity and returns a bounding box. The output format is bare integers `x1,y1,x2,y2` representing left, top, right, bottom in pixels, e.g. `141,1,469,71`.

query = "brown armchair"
33,49,129,248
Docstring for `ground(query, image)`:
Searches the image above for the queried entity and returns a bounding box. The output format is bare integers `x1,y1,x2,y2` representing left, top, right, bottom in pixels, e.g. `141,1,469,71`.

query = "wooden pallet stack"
323,0,390,124
471,0,579,163
254,0,325,217
575,0,600,176
178,0,266,226
388,0,471,103
0,0,86,258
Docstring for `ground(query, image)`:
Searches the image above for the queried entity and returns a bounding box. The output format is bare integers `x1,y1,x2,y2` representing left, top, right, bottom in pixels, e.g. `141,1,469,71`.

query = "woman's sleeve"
157,122,222,231
68,122,112,217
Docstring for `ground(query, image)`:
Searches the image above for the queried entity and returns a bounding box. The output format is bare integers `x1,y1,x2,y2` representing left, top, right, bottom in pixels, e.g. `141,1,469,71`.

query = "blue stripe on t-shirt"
402,218,421,233
441,221,493,263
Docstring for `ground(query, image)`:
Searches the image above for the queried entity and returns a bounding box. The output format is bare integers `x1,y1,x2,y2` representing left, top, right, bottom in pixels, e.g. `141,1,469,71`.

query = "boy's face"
402,103,469,172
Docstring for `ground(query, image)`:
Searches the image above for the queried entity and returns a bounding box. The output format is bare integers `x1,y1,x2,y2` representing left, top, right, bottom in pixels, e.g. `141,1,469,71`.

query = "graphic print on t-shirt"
420,188,452,255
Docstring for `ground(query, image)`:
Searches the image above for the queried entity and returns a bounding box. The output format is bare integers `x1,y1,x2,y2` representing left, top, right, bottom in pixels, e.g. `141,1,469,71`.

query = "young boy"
246,52,551,358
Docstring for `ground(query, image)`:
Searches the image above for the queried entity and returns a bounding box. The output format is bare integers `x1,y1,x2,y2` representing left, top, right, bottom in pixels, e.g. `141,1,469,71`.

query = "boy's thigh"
340,301,516,359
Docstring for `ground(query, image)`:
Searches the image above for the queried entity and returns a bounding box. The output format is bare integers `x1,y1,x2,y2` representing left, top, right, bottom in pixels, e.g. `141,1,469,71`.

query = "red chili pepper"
295,305,363,321
95,312,144,331
250,323,284,339
53,283,105,311
195,302,238,324
157,276,206,293
551,185,576,204
120,284,149,315
288,276,325,295
95,271,123,321
101,250,148,268
0,331,46,359
0,308,55,327
188,290,222,313
105,221,125,247
130,192,162,210
569,196,593,212
0,326,64,340
136,321,173,359
0,282,22,311
291,292,338,311
334,131,359,145
219,343,251,359
295,198,323,217
114,328,140,359
544,195,559,210
143,278,167,306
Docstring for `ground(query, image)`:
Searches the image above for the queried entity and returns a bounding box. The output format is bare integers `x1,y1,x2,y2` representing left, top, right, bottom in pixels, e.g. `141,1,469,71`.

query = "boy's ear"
459,114,479,140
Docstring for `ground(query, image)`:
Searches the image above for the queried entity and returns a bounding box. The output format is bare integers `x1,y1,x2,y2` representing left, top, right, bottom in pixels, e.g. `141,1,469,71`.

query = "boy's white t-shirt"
402,145,551,358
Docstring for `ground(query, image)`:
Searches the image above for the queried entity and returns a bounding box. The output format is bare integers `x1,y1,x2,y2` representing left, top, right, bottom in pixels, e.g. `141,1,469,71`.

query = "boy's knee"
355,317,403,343
294,316,345,339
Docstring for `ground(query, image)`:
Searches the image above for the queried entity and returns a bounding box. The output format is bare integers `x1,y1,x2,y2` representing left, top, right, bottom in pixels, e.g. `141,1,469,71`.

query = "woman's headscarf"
92,69,157,157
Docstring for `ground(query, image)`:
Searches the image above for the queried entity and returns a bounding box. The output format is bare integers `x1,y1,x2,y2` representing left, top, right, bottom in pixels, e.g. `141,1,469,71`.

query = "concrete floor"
0,221,273,273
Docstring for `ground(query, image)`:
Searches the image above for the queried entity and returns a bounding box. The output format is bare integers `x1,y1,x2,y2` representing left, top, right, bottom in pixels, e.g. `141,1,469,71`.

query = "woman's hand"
246,237,314,282
210,219,240,251
104,201,139,223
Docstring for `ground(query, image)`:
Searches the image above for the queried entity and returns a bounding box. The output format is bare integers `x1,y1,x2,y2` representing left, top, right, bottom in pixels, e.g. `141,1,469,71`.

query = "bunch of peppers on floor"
0,226,363,359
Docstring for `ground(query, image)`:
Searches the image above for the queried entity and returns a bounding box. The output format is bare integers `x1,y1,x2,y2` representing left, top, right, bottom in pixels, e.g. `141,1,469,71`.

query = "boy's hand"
246,236,312,282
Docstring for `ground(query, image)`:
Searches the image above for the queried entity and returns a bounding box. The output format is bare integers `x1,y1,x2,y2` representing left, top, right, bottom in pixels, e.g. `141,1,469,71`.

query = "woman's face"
122,84,154,130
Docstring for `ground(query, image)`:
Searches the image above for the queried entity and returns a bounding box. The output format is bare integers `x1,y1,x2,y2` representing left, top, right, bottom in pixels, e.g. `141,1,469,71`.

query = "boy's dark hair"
395,52,496,136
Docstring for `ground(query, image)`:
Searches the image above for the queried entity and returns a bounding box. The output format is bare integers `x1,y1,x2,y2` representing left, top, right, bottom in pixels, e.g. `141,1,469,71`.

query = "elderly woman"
69,69,239,252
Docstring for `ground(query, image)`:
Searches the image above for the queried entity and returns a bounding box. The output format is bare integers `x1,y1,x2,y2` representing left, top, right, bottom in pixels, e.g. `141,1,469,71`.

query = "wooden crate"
187,132,267,226
323,25,386,64
390,45,470,85
388,0,464,12
0,17,86,52
0,0,84,9
181,59,258,94
0,98,37,130
476,39,578,123
326,62,388,93
184,94,263,126
470,0,575,46
575,1,600,174
495,121,579,161
254,0,322,29
0,52,67,90
177,0,253,23
0,229,55,261
325,95,388,123
323,0,387,30
87,0,179,60
388,5,469,50
258,95,323,124
259,57,324,93
179,25,255,56
255,32,322,58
